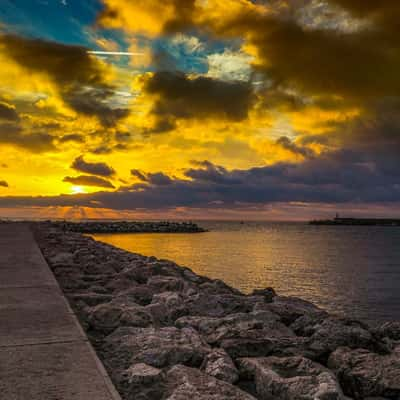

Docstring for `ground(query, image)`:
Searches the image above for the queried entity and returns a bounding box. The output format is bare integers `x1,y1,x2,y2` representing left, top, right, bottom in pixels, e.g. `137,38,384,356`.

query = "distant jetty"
310,216,400,226
51,220,207,233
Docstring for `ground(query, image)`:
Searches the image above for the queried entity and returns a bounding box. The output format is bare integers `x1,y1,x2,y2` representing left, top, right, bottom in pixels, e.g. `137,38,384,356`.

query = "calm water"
92,221,400,323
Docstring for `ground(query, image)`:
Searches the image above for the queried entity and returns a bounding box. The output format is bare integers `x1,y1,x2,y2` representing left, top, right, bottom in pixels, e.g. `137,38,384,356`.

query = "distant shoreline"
310,217,400,226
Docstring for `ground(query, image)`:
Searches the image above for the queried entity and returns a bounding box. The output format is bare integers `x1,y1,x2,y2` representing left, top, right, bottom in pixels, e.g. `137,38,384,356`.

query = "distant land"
310,216,400,226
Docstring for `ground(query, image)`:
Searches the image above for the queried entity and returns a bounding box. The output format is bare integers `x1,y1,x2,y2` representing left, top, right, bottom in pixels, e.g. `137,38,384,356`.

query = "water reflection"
92,221,400,322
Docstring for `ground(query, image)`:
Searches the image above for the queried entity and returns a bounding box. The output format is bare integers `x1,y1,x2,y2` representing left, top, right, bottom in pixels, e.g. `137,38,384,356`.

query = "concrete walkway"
0,223,121,400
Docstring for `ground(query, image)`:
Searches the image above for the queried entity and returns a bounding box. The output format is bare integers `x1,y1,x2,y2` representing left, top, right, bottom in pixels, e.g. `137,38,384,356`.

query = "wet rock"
328,346,400,399
238,356,344,400
201,349,238,383
164,365,257,400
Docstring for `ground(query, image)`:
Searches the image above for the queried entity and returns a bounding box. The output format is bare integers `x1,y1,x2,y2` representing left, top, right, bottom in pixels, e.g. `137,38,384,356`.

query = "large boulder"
292,315,381,361
182,293,263,318
261,296,323,325
103,326,210,370
201,349,239,383
238,356,344,400
118,363,166,400
177,311,293,346
164,365,257,400
328,346,400,399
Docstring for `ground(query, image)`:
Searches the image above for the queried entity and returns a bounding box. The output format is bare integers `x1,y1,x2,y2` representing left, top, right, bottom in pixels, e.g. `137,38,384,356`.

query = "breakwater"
45,220,206,234
33,223,400,400
310,217,400,226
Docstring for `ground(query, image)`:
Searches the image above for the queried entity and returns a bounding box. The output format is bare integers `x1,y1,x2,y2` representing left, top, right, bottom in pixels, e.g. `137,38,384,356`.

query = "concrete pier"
0,223,121,400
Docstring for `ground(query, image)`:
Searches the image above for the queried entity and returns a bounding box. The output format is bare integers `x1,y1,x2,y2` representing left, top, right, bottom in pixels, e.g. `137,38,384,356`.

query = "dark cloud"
0,102,19,121
131,169,173,186
143,71,255,130
71,155,115,177
184,161,242,184
0,123,56,152
6,139,400,211
65,87,129,127
276,136,315,158
63,175,115,189
0,34,129,126
58,134,85,143
0,180,8,188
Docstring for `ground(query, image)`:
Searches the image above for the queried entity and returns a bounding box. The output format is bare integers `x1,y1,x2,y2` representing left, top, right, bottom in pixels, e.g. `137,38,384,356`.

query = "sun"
71,185,86,194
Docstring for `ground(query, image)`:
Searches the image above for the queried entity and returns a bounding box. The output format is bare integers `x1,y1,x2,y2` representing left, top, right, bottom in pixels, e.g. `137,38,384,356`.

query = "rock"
264,296,323,325
118,363,166,400
121,363,162,385
328,346,400,399
68,292,113,307
114,286,155,306
104,326,210,370
292,315,380,361
183,293,258,318
176,312,293,346
201,349,238,383
250,287,277,303
48,251,74,266
164,365,257,400
87,303,123,333
238,356,344,400
147,276,187,293
221,333,307,360
373,322,400,341
120,305,153,328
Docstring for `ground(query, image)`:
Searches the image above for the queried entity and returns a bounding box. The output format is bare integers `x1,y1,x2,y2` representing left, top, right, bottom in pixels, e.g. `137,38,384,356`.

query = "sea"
92,221,400,323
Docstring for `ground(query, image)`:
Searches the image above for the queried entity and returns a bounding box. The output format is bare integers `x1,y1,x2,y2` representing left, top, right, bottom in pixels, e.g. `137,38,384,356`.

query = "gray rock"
176,312,293,346
87,302,123,333
373,322,400,341
264,296,323,325
121,363,162,385
328,346,400,399
104,326,210,369
293,316,380,361
48,251,74,266
250,287,277,303
238,356,344,400
165,365,257,400
202,349,238,383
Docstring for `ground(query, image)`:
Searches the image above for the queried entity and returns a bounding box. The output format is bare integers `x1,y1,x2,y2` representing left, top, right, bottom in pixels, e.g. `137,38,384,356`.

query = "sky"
0,0,399,220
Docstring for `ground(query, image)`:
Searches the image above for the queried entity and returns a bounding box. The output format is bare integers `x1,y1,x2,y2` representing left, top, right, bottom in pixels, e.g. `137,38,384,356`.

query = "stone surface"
164,365,257,400
328,346,400,399
202,349,239,383
103,326,210,370
238,356,344,400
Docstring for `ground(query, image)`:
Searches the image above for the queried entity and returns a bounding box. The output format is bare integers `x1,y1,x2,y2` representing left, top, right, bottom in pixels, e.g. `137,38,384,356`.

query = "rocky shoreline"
33,223,400,400
51,220,207,234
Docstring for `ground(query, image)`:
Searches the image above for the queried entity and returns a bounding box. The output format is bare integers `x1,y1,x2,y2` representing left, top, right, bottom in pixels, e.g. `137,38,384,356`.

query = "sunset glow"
1,1,400,219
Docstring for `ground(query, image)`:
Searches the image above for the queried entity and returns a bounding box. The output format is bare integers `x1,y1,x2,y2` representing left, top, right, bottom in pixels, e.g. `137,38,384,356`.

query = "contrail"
88,51,144,56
